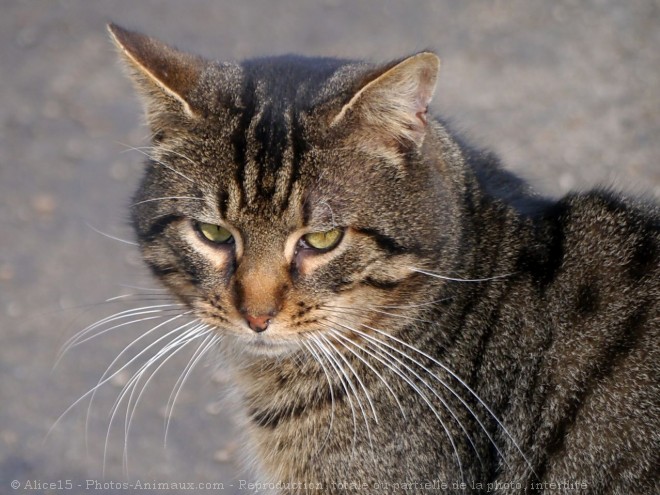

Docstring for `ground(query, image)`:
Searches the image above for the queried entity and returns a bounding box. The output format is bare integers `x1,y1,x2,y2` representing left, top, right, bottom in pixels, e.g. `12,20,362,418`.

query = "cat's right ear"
107,23,205,121
331,52,440,154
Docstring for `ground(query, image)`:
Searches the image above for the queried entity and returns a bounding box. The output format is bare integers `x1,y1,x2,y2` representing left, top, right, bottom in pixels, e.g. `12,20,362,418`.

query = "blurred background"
1,0,659,492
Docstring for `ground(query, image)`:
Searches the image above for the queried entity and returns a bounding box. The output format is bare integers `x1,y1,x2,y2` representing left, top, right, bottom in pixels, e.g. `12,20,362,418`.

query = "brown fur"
109,24,659,494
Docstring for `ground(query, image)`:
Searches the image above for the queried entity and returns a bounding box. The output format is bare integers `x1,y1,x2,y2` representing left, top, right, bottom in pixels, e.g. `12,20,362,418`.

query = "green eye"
302,228,343,251
197,222,233,244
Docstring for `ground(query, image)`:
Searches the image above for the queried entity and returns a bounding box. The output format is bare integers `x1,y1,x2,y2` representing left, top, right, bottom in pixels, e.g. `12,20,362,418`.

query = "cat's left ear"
332,52,439,151
107,23,205,119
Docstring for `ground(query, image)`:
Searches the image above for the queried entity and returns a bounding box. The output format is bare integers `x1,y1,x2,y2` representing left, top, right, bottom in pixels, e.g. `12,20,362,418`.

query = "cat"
105,23,659,494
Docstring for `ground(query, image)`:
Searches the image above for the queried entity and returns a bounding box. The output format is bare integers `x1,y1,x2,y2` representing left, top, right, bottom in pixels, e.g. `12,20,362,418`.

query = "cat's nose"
244,313,272,333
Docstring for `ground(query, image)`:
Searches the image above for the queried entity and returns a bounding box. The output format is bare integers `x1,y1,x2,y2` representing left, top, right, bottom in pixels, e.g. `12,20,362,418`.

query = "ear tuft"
332,52,440,150
107,23,205,118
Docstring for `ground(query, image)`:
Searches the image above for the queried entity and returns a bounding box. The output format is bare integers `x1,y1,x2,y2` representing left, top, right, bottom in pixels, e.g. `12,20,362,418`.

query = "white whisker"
106,321,202,421
152,144,199,167
118,143,196,184
103,322,206,476
48,312,194,449
121,324,211,475
164,331,220,446
319,333,378,424
89,314,196,456
356,327,488,469
326,318,466,480
317,334,377,463
409,266,513,283
326,329,406,420
370,296,454,310
131,196,205,207
115,284,169,292
309,335,359,460
85,222,138,246
120,325,208,423
322,304,435,325
57,303,186,362
362,322,534,475
301,340,336,454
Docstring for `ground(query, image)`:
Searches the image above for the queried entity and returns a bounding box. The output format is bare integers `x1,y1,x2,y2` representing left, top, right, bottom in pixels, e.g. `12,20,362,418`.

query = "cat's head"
109,24,462,357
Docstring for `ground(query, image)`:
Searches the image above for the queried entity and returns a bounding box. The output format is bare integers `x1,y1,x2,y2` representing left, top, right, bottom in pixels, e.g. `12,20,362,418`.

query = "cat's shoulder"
558,188,659,237
548,188,659,281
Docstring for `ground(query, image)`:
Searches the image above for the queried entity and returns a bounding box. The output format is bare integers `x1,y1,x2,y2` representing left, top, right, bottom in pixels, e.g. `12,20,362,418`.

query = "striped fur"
110,24,659,494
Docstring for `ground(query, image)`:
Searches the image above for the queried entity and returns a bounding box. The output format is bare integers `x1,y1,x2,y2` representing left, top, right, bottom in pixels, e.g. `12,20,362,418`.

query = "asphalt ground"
1,1,659,492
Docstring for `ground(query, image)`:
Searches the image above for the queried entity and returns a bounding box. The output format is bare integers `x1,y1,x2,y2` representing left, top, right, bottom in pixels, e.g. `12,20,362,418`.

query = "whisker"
87,314,196,455
347,321,505,472
115,284,169,292
56,308,186,378
309,335,359,460
321,304,435,325
106,320,202,422
357,329,489,469
325,328,406,420
125,325,211,439
317,334,377,462
98,295,192,306
362,322,534,475
120,324,211,475
104,292,204,304
118,143,195,184
72,315,163,348
47,313,194,447
122,324,210,432
319,333,378,424
130,196,205,207
409,266,513,283
326,318,466,480
164,330,220,446
66,303,183,340
370,296,454,310
84,222,138,246
104,323,205,476
152,144,199,167
57,303,186,361
301,340,336,454
362,323,490,467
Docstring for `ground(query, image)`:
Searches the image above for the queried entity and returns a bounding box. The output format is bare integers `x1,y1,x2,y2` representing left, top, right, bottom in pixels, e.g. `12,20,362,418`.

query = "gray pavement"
1,1,659,492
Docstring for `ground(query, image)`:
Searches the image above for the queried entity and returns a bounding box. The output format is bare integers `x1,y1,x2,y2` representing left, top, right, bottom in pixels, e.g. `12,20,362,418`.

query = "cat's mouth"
223,329,303,357
198,313,306,357
246,335,299,355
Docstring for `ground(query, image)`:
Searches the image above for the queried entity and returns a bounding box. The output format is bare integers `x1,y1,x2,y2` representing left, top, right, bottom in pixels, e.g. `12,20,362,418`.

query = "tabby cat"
106,23,659,493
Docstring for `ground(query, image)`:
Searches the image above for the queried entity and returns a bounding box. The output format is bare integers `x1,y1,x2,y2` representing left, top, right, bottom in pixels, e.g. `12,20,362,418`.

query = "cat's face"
111,25,455,356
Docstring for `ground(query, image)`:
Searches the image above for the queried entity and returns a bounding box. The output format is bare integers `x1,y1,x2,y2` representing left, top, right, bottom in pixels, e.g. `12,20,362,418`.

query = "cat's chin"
221,332,301,358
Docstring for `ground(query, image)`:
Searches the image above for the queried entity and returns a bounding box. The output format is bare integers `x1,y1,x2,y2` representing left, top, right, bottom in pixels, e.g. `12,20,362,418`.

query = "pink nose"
245,314,272,333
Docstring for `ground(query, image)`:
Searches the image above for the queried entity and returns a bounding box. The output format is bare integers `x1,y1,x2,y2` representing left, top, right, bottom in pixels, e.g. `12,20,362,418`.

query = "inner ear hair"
107,23,205,118
332,52,440,148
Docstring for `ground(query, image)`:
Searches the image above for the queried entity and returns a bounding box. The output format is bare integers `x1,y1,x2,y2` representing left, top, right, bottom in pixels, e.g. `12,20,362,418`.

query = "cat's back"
535,189,659,303
509,189,659,490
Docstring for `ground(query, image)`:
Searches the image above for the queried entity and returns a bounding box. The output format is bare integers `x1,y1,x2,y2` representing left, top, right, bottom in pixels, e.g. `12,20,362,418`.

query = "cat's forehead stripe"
230,74,256,207
229,70,307,215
